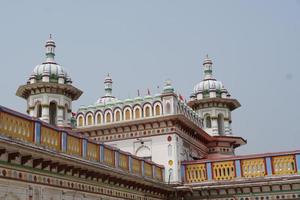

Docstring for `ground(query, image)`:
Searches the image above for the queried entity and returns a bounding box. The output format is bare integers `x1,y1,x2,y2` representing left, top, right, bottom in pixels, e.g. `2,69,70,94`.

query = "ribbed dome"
193,79,225,94
28,35,71,84
191,56,229,99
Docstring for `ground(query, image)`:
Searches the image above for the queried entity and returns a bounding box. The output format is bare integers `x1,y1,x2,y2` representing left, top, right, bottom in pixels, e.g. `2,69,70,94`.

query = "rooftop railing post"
82,139,87,158
129,156,132,173
115,151,119,168
141,160,145,177
206,162,212,181
61,132,67,153
235,160,242,178
100,145,104,162
181,164,186,183
34,121,41,144
265,157,273,175
295,154,300,174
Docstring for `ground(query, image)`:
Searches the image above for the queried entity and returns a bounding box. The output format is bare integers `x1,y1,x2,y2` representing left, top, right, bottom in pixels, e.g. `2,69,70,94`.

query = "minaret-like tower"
96,74,117,104
16,35,82,128
189,56,240,136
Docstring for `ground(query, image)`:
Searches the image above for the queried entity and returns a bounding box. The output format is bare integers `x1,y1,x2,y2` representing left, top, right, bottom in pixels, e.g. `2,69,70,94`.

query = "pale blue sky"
0,1,299,154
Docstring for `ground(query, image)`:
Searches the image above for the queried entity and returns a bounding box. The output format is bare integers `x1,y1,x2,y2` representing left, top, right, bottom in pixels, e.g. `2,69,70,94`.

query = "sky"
0,1,299,155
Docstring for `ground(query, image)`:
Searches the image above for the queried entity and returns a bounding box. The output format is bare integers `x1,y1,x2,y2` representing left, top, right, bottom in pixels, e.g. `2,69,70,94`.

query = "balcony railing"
0,105,164,182
182,151,300,183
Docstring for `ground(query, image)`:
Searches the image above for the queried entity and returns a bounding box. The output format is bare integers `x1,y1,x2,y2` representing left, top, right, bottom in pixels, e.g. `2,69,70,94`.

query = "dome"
193,79,224,94
191,56,229,98
28,35,71,84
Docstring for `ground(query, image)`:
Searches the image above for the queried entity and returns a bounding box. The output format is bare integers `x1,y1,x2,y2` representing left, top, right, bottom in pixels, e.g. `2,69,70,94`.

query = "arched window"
96,113,102,124
36,103,42,118
136,145,151,161
78,116,84,127
205,115,212,128
87,114,93,126
49,101,57,125
218,114,225,135
134,107,141,119
105,112,112,123
144,106,151,117
125,109,131,120
154,104,161,116
115,110,121,122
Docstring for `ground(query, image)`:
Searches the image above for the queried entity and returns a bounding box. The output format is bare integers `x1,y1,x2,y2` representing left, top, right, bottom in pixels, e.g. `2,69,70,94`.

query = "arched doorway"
49,101,57,125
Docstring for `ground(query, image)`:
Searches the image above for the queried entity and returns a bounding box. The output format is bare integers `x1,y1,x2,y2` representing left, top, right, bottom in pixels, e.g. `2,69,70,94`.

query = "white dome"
33,63,68,77
193,79,225,94
191,56,229,99
28,36,72,84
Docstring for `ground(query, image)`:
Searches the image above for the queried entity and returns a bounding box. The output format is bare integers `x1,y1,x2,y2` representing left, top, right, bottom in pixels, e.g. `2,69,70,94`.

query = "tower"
96,74,117,104
16,35,82,128
189,56,240,136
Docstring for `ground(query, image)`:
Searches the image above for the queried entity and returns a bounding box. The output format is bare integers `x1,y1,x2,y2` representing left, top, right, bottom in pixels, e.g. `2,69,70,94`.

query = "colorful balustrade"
183,151,300,184
132,158,142,175
119,152,129,171
0,111,34,142
0,105,165,183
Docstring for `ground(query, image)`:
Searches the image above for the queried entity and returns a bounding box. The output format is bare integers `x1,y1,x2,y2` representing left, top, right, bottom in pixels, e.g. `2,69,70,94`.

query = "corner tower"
16,35,82,128
189,56,240,136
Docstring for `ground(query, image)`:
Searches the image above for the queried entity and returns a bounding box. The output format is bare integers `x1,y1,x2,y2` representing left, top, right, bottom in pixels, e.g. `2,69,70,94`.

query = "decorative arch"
124,107,132,120
204,114,212,128
133,105,142,119
77,113,85,127
95,111,103,124
49,101,57,125
143,104,152,118
104,109,113,123
114,108,122,122
86,113,94,126
35,101,42,118
135,145,151,160
153,102,162,116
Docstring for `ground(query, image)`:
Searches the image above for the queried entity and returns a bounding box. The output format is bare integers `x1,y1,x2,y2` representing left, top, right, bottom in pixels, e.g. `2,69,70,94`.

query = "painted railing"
182,151,300,183
0,105,164,182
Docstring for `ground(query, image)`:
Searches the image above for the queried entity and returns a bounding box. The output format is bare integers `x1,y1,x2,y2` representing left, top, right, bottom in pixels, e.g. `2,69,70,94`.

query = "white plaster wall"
105,134,182,183
27,93,72,126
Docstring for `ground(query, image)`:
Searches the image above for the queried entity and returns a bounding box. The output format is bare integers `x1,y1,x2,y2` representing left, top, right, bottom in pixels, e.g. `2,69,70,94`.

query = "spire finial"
203,55,213,80
45,35,56,63
104,73,113,97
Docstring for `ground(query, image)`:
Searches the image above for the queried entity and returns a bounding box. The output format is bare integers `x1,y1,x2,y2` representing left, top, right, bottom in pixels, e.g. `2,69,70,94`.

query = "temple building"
0,36,299,199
